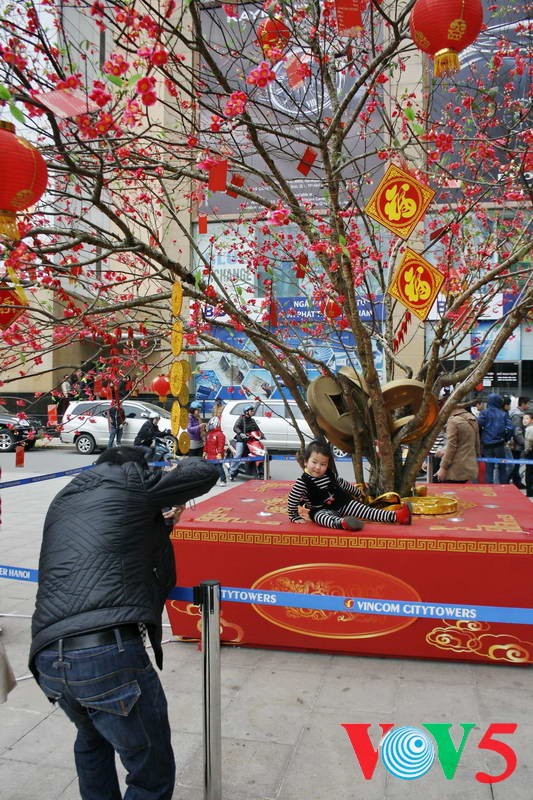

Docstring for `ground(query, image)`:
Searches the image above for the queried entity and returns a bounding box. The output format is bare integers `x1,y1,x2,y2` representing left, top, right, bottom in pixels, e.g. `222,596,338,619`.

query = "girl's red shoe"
395,502,412,525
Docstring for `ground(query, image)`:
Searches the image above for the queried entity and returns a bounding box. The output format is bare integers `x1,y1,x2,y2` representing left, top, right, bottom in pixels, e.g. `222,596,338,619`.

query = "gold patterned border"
171,527,533,555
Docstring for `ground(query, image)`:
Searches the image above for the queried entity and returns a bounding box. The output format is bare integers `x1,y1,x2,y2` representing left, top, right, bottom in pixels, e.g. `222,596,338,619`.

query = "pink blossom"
266,205,290,226
224,91,247,117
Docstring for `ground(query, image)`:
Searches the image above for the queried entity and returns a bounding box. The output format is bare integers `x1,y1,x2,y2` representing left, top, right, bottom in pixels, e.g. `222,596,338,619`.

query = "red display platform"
166,482,533,665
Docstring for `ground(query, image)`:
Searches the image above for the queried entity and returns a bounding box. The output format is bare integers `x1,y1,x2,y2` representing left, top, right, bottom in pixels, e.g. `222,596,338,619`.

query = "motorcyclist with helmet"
134,411,161,449
229,404,264,480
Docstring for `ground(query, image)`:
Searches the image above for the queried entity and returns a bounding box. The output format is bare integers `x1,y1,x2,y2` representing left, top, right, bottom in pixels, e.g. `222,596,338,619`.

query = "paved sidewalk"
1,455,532,799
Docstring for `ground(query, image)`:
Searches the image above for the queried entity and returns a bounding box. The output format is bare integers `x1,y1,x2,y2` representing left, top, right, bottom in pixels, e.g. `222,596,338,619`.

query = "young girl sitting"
287,441,412,530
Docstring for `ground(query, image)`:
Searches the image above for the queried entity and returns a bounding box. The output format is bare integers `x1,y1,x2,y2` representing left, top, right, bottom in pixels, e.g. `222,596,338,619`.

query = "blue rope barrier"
0,464,93,489
3,567,531,626
479,457,533,465
167,586,532,624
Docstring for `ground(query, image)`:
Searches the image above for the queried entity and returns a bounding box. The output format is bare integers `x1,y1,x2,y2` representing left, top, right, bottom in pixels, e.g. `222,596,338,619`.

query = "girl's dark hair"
302,440,332,463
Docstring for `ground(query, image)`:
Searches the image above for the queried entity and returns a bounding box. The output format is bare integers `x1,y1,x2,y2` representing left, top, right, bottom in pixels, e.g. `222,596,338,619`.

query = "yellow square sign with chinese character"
365,164,435,240
388,249,444,320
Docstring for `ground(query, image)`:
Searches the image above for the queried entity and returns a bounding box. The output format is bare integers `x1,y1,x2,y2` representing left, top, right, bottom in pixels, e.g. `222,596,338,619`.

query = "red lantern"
257,18,291,61
0,121,48,240
151,374,171,402
321,299,343,319
410,0,483,77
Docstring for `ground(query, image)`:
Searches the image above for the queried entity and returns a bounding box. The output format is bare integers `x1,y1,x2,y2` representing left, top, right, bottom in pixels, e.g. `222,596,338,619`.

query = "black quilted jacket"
29,459,218,678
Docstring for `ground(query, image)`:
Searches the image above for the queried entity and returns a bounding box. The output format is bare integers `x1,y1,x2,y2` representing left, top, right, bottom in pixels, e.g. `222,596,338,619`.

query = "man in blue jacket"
29,446,218,800
477,393,513,484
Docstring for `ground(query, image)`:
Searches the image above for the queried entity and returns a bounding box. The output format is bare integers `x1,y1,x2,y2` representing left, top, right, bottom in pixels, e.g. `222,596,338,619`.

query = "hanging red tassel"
295,253,308,278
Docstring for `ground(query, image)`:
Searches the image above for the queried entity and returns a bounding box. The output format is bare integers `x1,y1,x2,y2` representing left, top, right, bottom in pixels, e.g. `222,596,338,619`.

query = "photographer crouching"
29,446,218,800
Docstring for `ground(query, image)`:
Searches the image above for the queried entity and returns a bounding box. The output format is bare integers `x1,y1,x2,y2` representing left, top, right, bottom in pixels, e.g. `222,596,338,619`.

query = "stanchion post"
194,580,222,800
15,444,24,468
426,452,433,485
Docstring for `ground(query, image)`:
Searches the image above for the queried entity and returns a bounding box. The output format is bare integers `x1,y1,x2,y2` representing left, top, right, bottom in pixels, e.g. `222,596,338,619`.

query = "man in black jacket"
133,411,161,448
29,446,218,800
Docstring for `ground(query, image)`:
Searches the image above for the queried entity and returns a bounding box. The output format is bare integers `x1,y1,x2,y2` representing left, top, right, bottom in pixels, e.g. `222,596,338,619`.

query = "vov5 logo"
341,723,518,782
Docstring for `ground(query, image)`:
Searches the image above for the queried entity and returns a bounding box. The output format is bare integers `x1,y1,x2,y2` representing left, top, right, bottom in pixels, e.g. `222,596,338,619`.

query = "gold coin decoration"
178,384,190,406
171,320,183,357
171,280,183,316
178,430,190,454
179,358,191,383
384,495,458,515
179,407,189,429
368,492,402,508
169,360,183,397
171,401,181,437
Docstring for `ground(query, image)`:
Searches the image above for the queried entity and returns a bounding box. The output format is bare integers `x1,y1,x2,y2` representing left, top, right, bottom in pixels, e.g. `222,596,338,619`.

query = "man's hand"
162,505,185,523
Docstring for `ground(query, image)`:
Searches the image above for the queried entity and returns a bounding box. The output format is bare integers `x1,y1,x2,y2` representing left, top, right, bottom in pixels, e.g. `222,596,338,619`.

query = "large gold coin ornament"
171,401,181,437
169,360,183,397
380,379,439,443
178,430,190,454
171,281,183,316
179,407,189,429
307,376,356,436
171,320,183,357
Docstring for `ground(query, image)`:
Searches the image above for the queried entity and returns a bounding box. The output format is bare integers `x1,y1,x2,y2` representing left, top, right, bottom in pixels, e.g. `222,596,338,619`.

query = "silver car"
60,399,176,455
219,399,348,456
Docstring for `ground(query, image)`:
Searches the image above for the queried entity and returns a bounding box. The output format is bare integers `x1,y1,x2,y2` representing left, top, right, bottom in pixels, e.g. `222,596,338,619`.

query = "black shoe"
514,483,526,490
341,517,365,531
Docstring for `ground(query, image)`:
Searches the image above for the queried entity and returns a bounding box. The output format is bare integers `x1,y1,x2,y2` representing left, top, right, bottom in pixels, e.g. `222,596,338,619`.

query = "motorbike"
231,430,268,479
149,434,177,463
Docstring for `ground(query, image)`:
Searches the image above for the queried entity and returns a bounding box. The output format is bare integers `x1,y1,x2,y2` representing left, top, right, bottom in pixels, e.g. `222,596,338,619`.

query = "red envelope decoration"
208,160,228,191
297,147,318,176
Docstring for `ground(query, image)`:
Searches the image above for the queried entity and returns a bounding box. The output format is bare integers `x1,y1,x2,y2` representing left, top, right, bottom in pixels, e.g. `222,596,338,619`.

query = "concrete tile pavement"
1,450,532,799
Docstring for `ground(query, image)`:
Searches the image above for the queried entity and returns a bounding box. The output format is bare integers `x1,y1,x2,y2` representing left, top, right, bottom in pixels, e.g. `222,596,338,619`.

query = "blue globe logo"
380,726,435,780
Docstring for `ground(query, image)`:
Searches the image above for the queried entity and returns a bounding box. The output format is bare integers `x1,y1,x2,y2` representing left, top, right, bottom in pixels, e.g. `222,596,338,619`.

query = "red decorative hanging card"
335,0,363,36
208,160,228,191
365,164,435,240
34,88,99,118
226,173,244,198
387,249,444,321
297,147,318,176
0,287,27,330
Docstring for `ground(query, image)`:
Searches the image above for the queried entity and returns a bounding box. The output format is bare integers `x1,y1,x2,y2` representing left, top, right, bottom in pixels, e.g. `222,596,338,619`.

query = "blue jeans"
34,637,175,800
107,426,123,448
229,440,245,477
482,442,507,484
